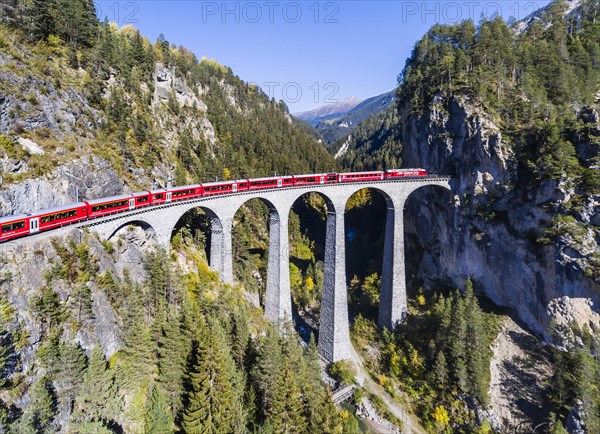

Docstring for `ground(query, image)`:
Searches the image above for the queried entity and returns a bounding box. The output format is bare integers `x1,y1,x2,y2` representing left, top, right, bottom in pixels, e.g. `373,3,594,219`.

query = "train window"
41,210,77,224
173,189,195,197
137,196,149,203
154,194,165,200
92,199,128,213
1,220,25,232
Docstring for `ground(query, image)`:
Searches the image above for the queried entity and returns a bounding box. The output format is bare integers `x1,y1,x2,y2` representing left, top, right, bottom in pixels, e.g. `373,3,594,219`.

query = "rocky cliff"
401,92,600,341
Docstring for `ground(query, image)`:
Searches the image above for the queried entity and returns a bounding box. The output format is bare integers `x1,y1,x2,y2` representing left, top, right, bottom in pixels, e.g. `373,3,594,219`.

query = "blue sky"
95,1,551,112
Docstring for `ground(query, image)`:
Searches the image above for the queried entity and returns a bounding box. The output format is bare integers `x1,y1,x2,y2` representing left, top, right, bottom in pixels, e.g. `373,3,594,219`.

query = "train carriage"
385,168,427,178
339,171,384,182
0,214,30,242
149,189,169,205
167,185,202,201
86,194,136,219
202,180,249,196
248,176,294,190
0,169,434,243
132,191,152,208
33,203,88,232
293,173,338,186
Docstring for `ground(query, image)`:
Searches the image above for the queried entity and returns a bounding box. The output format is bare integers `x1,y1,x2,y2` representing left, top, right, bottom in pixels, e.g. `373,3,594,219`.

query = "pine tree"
232,307,250,369
31,0,56,41
157,308,188,416
268,361,307,434
56,343,87,416
144,384,174,434
463,280,489,403
433,351,448,392
71,345,118,427
29,375,57,433
182,318,240,434
300,334,332,432
449,291,468,392
251,326,282,416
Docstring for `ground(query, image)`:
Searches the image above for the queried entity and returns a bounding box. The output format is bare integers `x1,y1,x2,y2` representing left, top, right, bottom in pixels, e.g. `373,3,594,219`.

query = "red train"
0,169,428,243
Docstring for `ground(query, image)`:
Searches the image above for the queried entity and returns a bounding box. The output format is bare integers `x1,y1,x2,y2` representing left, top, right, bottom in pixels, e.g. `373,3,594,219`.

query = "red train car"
167,185,202,202
149,189,169,205
339,171,384,182
131,192,152,208
202,180,250,196
248,176,294,190
385,168,427,178
0,213,30,242
86,194,136,219
33,203,88,232
293,173,338,186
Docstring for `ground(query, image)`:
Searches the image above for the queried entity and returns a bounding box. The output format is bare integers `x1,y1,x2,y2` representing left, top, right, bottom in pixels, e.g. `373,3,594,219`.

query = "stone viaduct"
87,178,451,362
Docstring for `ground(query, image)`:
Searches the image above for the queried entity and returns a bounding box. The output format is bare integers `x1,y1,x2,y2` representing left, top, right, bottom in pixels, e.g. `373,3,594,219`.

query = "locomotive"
0,169,427,243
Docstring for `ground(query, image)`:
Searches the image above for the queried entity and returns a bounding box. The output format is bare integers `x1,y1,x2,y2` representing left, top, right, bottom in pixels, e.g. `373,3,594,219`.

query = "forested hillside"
0,1,357,432
329,0,600,431
0,0,336,216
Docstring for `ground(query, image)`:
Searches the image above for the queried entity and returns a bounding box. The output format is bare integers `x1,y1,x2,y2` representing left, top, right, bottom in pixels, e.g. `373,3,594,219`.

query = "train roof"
385,168,426,172
30,202,88,217
0,213,30,224
85,194,133,205
339,171,384,175
293,173,335,177
249,176,293,182
168,184,201,191
201,180,239,187
131,191,150,198
149,189,168,194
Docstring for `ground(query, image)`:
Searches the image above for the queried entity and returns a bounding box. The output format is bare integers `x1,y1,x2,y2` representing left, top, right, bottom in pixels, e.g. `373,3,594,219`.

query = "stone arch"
230,196,290,321
286,191,338,340
343,187,397,328
107,219,156,242
169,205,225,272
402,183,454,296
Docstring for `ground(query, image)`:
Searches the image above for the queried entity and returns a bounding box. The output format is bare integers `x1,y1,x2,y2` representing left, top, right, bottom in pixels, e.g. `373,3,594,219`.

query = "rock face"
487,317,553,431
152,63,216,148
400,94,600,340
0,154,123,216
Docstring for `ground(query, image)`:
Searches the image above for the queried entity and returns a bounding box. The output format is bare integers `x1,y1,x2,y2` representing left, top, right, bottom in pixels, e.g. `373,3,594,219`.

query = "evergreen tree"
28,375,57,433
157,307,188,416
251,327,282,416
144,384,174,434
433,351,448,392
182,318,241,434
56,343,87,416
268,361,307,434
71,345,118,428
448,291,468,392
31,0,56,41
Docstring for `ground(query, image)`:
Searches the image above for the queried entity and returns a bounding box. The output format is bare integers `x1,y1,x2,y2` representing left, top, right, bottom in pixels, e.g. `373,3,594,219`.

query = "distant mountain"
293,97,363,126
316,90,396,146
